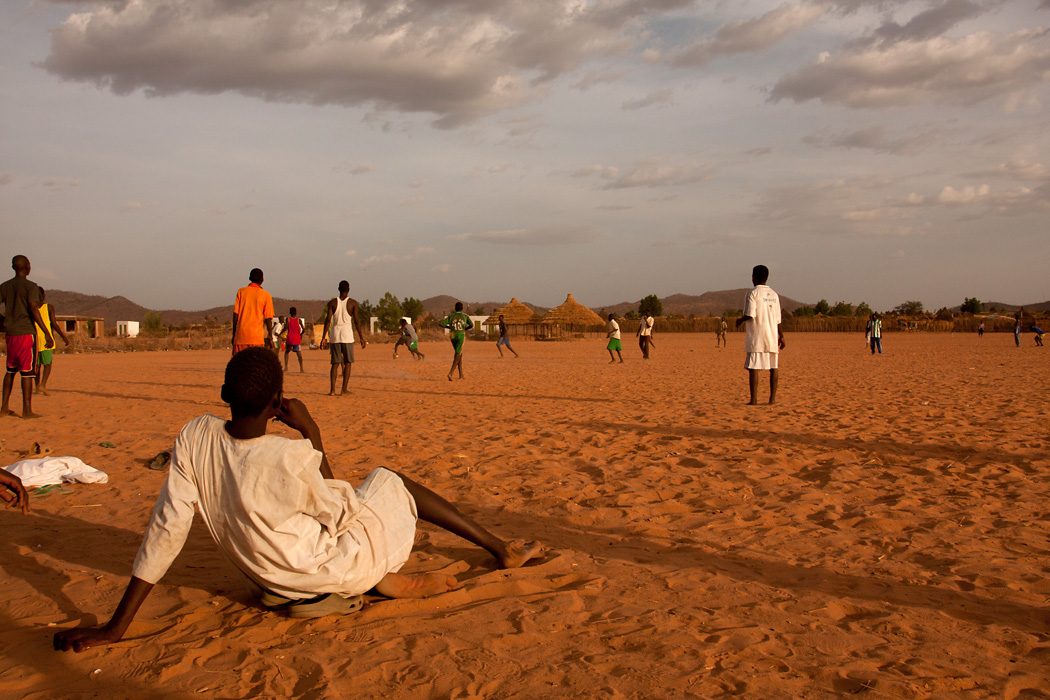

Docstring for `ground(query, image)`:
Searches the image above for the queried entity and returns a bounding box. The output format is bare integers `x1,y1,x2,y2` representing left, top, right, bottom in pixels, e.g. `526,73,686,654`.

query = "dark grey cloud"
665,3,825,68
803,125,945,155
869,0,982,45
39,0,683,128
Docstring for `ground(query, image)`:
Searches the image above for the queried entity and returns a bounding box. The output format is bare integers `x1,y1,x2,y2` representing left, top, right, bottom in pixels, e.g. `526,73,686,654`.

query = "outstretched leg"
397,471,541,569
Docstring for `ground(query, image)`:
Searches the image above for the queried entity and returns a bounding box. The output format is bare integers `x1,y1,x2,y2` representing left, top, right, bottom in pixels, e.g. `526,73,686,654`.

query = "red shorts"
5,335,35,374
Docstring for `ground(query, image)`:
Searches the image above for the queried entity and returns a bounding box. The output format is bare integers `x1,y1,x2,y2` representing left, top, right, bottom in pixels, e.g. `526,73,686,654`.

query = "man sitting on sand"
54,348,541,652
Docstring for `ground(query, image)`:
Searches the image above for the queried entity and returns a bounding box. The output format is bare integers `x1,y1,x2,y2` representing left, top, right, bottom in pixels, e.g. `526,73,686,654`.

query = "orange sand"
1,333,1048,699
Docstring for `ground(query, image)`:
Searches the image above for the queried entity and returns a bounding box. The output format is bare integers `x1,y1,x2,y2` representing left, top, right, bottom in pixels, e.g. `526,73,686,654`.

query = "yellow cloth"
35,303,53,351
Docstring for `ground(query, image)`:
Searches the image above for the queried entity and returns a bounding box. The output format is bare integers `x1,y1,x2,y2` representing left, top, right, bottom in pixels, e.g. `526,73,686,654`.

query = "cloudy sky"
2,0,1048,312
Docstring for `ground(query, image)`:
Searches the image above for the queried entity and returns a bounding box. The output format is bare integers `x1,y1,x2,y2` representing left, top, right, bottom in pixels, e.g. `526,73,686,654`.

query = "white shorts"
745,352,778,370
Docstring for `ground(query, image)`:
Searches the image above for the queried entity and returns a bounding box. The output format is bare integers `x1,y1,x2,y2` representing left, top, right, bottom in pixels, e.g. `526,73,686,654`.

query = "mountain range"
38,289,1048,327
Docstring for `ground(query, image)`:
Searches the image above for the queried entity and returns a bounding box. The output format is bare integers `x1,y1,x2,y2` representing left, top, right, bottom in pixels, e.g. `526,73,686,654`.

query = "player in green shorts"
439,302,473,381
605,313,624,364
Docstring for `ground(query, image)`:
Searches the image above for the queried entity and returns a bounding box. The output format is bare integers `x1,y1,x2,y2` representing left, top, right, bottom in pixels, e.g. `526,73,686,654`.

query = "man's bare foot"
498,540,542,569
22,411,42,419
0,409,14,418
746,400,759,405
609,359,615,364
618,359,624,364
328,391,337,396
37,388,49,396
447,374,453,381
374,572,459,599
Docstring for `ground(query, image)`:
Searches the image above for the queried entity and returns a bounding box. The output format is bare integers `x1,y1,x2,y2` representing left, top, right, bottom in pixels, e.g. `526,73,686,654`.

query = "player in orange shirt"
231,268,275,356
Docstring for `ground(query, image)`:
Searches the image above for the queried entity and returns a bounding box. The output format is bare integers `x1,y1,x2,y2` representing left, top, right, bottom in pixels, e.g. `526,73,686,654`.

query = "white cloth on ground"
3,457,109,486
132,415,417,600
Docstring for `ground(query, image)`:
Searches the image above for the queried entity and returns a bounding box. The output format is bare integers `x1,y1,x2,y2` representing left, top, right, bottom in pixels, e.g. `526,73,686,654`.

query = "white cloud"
345,249,356,257
359,246,434,269
448,227,597,245
771,28,1050,108
937,184,990,204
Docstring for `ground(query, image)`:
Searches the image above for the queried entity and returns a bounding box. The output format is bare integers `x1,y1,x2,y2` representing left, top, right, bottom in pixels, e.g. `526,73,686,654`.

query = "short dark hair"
455,302,463,311
289,307,297,316
249,268,263,284
399,318,407,325
752,265,769,285
338,280,350,292
222,347,282,418
608,313,614,320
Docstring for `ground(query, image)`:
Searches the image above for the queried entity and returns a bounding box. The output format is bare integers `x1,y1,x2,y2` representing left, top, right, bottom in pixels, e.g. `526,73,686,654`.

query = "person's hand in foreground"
54,577,154,653
0,470,29,515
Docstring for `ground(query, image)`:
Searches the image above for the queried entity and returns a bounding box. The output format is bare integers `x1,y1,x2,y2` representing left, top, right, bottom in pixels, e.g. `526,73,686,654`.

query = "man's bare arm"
318,300,335,347
277,398,334,479
350,300,366,349
54,576,155,652
49,304,70,345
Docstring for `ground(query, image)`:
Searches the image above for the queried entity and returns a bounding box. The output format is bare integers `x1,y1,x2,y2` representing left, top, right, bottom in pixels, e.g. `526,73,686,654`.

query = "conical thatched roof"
483,298,541,326
541,293,605,326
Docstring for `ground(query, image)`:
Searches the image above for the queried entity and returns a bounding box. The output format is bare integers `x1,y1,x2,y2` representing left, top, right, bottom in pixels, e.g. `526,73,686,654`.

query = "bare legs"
447,353,464,381
1,373,38,418
285,350,303,373
398,471,541,568
372,471,542,599
608,349,623,363
747,368,778,405
329,362,351,395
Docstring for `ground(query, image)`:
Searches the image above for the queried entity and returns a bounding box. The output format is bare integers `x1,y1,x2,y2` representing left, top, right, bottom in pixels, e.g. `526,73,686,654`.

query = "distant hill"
949,300,1050,314
35,288,1047,329
420,296,549,319
594,290,806,317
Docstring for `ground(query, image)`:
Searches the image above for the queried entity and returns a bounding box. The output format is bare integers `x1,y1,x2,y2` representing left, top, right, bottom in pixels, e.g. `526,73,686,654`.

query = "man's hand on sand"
53,625,122,653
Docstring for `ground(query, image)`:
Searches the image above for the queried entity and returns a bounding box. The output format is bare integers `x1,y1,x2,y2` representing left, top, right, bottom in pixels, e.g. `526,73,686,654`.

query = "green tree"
358,299,376,319
893,300,924,316
639,294,663,317
376,292,404,332
961,297,982,314
793,305,815,317
143,310,164,333
854,302,872,317
402,296,425,323
830,301,853,317
814,299,831,315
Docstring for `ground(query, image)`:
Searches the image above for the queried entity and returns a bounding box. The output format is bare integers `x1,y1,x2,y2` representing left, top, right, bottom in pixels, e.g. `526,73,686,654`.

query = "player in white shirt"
736,265,786,404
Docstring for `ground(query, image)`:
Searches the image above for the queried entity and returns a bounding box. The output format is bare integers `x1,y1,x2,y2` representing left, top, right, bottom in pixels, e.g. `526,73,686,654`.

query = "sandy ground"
1,332,1048,699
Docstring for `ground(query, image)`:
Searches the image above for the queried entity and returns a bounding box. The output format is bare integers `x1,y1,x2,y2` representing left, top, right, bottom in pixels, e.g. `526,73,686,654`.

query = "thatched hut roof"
541,293,604,327
483,298,542,326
